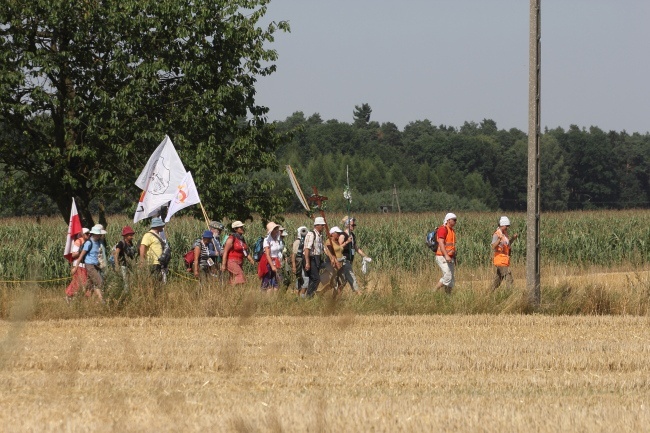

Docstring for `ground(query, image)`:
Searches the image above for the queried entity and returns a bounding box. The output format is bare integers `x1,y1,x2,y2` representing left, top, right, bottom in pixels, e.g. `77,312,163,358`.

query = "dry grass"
1,315,649,432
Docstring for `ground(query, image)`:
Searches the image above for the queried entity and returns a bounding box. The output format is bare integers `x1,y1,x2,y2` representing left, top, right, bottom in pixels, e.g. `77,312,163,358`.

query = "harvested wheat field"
1,315,649,432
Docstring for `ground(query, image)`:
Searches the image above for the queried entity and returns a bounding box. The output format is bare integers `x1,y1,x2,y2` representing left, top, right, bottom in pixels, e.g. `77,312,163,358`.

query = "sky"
255,0,650,133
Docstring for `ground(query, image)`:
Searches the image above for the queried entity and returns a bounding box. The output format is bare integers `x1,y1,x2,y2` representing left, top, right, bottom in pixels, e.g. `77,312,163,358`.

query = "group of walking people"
191,215,372,297
64,210,518,303
65,217,171,302
432,212,519,294
64,214,373,302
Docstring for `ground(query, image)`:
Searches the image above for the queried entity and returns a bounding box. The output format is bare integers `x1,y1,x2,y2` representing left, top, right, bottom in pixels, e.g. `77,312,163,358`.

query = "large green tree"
0,0,289,225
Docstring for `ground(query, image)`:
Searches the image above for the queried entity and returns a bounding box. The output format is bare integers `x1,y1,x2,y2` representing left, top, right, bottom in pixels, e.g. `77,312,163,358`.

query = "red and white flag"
63,198,83,263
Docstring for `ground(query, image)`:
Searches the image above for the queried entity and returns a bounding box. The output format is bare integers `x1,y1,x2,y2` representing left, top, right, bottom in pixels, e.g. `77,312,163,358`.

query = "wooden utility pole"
527,0,541,307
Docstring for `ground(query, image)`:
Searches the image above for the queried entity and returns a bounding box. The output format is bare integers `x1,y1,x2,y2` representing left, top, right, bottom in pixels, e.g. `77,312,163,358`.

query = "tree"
0,0,290,225
353,103,372,128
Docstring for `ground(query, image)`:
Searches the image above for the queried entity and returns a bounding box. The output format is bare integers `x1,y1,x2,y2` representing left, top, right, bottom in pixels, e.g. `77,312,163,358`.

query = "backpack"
252,236,264,262
108,242,118,268
183,239,201,271
149,232,172,267
426,227,441,252
295,235,306,259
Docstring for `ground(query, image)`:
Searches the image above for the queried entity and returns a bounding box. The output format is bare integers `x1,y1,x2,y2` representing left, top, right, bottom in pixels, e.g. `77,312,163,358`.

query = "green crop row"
0,210,648,283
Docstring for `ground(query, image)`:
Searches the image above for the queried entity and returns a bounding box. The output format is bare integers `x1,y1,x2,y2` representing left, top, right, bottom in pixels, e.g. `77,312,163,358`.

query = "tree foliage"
271,107,650,213
0,0,290,225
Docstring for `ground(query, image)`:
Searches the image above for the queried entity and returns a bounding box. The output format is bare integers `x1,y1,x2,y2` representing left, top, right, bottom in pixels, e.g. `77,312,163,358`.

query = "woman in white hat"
259,222,282,291
221,221,255,285
74,225,106,302
320,226,346,295
491,216,518,290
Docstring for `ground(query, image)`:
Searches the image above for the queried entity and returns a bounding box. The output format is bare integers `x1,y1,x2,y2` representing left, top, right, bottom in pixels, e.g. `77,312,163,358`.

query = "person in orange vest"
434,213,457,294
491,216,519,290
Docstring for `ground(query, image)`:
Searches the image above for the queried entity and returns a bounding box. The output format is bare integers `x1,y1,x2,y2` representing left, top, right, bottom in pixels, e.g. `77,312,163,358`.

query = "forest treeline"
2,104,649,216
261,104,650,213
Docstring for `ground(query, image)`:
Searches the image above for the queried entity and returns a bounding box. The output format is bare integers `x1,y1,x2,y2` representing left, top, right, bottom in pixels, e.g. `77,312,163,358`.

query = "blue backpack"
426,227,441,252
252,236,264,262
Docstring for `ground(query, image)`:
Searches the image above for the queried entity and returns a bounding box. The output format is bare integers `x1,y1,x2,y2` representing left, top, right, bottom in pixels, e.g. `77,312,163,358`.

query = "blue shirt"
83,239,101,265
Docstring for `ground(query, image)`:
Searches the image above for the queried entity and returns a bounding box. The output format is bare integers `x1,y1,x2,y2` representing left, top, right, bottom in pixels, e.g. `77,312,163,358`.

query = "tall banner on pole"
134,135,187,223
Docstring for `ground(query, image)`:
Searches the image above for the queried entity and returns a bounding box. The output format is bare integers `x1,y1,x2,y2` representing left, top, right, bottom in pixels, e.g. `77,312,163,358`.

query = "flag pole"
199,202,211,229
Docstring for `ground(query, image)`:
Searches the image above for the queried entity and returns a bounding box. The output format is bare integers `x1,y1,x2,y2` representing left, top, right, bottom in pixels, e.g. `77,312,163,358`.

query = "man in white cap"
302,216,326,297
434,212,457,294
491,216,519,290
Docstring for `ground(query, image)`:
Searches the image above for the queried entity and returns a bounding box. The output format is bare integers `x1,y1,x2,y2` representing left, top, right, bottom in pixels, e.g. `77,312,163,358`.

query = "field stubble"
1,315,649,432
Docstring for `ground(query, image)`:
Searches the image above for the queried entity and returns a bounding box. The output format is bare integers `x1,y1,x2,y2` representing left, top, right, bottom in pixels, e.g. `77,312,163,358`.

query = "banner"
134,135,187,223
63,198,83,262
164,171,201,222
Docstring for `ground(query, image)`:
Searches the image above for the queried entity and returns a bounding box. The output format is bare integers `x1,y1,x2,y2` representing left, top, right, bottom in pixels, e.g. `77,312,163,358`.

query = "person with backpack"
491,216,519,290
139,217,169,284
65,228,90,302
292,226,310,294
220,221,255,285
208,221,224,265
320,226,346,295
340,216,372,292
278,227,293,291
112,226,137,290
303,216,327,298
434,213,458,294
74,225,106,302
193,230,215,279
258,222,282,291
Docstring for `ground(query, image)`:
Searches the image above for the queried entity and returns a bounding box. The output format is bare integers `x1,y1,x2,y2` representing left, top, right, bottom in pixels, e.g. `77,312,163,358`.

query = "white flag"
165,171,201,222
133,135,187,223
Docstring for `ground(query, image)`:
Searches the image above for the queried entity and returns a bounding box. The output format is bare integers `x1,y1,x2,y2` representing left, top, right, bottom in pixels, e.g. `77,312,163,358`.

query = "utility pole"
527,0,541,307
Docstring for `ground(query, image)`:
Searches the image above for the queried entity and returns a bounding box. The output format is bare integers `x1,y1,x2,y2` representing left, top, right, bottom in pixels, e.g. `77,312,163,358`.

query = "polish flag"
63,198,83,262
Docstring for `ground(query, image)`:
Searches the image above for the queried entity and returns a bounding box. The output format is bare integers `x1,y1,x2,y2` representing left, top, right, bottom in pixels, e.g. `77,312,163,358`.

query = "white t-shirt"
263,235,283,259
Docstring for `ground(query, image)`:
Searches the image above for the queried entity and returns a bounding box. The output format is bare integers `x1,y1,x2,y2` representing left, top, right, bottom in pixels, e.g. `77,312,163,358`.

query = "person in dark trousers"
340,216,372,292
302,217,326,298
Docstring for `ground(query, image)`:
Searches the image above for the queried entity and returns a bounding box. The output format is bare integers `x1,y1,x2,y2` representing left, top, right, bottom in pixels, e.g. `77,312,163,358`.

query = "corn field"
0,210,649,284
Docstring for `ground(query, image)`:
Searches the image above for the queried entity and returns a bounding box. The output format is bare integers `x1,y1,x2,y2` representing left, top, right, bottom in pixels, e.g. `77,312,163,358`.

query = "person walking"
65,228,90,302
292,226,310,294
258,222,282,291
434,213,457,294
491,216,519,290
139,217,168,285
221,221,255,285
74,225,105,302
208,221,224,266
113,225,137,290
303,216,326,298
278,227,293,291
193,230,215,279
340,216,372,292
320,226,346,295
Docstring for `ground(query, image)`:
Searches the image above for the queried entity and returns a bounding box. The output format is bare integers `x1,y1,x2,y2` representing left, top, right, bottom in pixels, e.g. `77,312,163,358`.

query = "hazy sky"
255,1,650,133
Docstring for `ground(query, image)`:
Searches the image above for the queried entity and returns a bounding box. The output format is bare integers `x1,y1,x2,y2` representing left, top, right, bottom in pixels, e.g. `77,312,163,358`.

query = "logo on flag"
165,171,201,222
133,136,187,223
